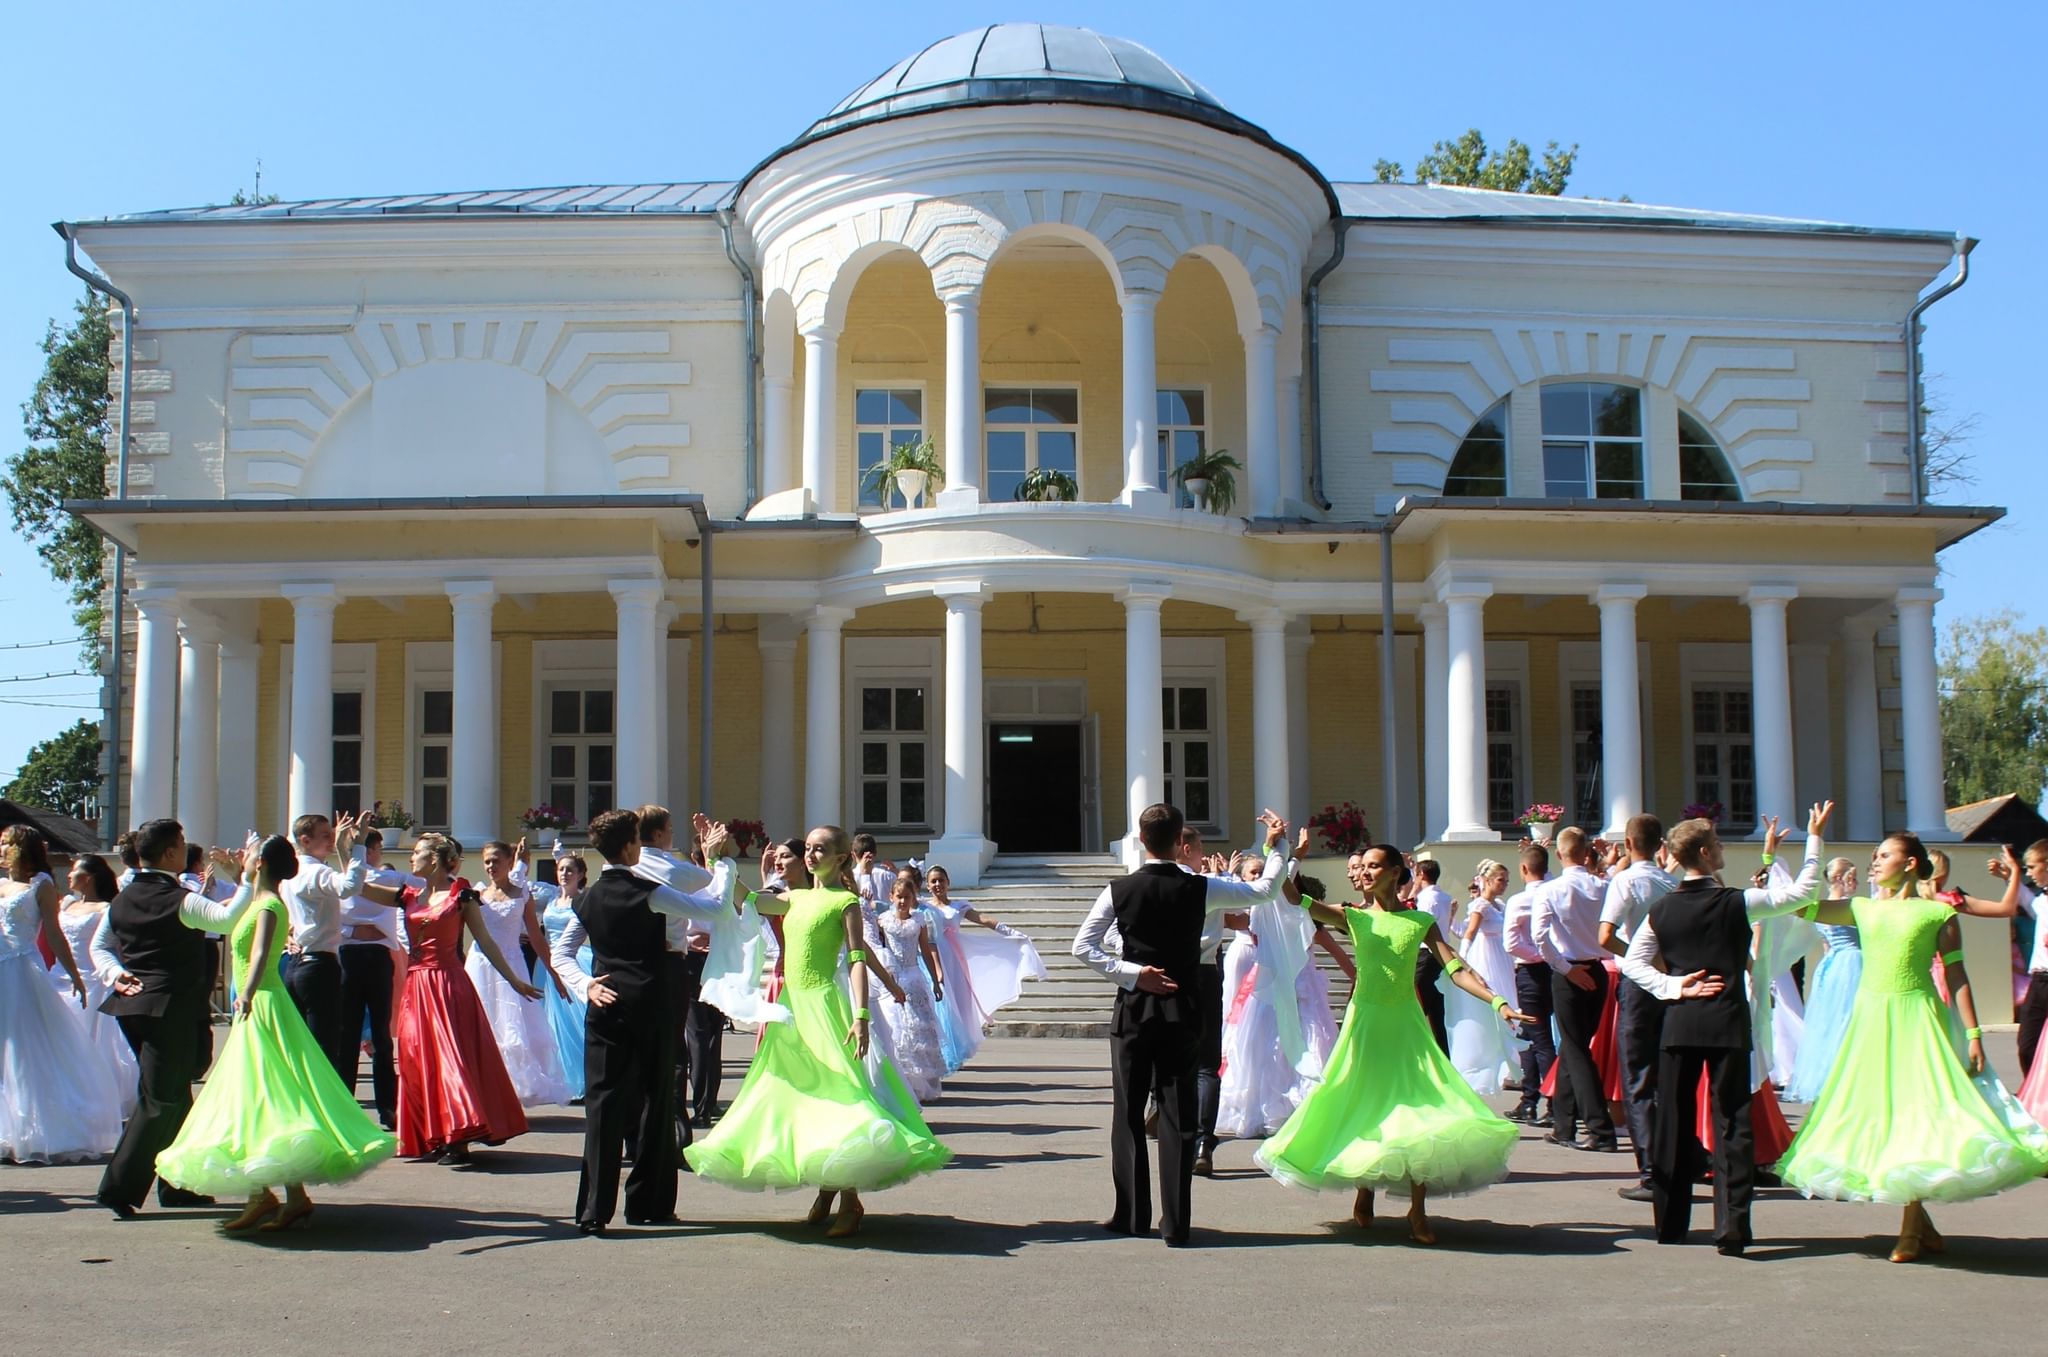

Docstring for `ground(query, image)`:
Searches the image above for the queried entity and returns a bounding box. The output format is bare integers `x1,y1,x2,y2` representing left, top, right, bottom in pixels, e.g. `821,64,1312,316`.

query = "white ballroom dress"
463,887,573,1108
868,907,948,1104
45,904,138,1116
1217,899,1339,1138
1444,895,1523,1095
0,875,125,1162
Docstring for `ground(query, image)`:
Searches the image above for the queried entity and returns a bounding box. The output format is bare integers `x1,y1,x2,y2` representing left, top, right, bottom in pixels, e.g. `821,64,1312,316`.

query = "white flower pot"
894,469,929,507
376,825,409,852
1525,820,1555,842
1181,476,1209,507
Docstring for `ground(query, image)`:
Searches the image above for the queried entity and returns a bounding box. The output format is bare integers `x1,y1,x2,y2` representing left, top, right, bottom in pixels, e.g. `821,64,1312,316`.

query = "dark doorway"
987,722,1083,852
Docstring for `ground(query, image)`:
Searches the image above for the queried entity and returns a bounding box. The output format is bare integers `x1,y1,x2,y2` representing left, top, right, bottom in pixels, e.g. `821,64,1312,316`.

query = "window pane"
1693,690,1720,735
332,741,361,783
588,744,613,781
587,784,611,824
584,690,614,736
422,745,448,779
1541,383,1592,437
900,741,925,780
423,689,453,736
1177,687,1208,731
333,783,361,816
1183,741,1209,779
888,390,922,424
1595,443,1643,498
986,430,1027,472
989,469,1024,502
1037,431,1077,474
421,785,448,828
551,745,576,778
1680,444,1740,501
1032,389,1079,424
1724,691,1752,735
895,687,925,731
1162,688,1177,732
862,687,892,732
1164,741,1174,774
985,389,1033,423
856,389,891,424
863,742,888,775
550,782,577,812
1185,782,1210,822
1695,746,1720,778
1445,439,1506,497
1543,442,1589,497
862,781,889,825
1593,384,1641,437
900,782,926,825
551,690,580,735
1485,687,1513,734
857,431,886,506
332,691,362,737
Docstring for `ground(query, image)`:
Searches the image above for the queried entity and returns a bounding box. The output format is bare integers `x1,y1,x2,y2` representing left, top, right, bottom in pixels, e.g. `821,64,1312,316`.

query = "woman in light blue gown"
536,853,591,1101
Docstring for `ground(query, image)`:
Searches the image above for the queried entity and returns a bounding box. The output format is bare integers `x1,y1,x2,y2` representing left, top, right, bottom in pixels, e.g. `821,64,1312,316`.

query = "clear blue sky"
3,0,2041,775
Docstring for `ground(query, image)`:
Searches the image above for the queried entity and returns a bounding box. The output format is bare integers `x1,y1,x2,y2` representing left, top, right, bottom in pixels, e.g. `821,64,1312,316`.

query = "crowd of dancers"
3,788,2048,1257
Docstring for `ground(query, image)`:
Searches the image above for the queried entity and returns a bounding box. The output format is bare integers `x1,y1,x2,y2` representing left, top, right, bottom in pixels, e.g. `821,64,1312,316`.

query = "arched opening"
1154,254,1250,507
1678,411,1743,501
834,247,944,510
1444,397,1510,496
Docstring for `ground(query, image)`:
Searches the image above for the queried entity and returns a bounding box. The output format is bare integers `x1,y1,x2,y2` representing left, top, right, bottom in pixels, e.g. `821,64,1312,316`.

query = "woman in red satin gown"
355,833,541,1162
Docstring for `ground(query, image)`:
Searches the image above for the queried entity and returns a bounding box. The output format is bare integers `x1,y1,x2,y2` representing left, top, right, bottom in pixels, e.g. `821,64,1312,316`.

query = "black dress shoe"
1533,1113,1555,1129
1100,1218,1155,1238
1617,1185,1656,1202
1192,1152,1215,1178
1716,1240,1748,1257
576,1220,606,1237
157,1187,215,1208
1505,1104,1538,1123
97,1194,138,1220
626,1213,682,1226
1543,1132,1577,1148
1577,1136,1621,1153
1162,1234,1192,1249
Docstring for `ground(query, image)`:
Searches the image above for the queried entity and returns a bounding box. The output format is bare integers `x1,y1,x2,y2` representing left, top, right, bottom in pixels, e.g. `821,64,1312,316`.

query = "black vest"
1646,878,1754,1050
101,870,206,1019
1109,862,1208,1020
574,867,668,1010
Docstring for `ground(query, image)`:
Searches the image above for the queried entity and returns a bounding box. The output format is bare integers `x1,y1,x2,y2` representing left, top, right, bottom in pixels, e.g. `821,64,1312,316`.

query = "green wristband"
848,949,865,963
1941,949,1964,967
855,1007,870,1021
1444,956,1468,977
1759,852,1775,867
1966,1026,1983,1041
1489,995,1508,1013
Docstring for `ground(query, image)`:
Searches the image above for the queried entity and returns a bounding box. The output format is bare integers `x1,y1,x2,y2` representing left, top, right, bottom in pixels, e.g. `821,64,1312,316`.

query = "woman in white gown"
466,840,573,1107
922,864,1048,1068
868,869,948,1104
0,826,124,1163
43,853,137,1115
1217,873,1350,1138
1445,859,1523,1095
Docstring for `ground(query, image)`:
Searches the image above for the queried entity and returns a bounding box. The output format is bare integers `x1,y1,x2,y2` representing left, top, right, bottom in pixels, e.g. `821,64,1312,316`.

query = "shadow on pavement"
1745,1233,2048,1275
942,1149,1096,1171
0,1188,76,1214
922,1120,1078,1138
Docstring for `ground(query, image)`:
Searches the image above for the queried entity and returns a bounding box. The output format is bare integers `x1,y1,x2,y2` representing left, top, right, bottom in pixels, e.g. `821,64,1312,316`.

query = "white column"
1441,581,1498,841
1418,603,1449,839
762,376,795,496
1286,622,1312,824
1278,372,1305,511
1242,608,1291,823
1118,291,1165,509
174,610,221,847
127,586,181,825
938,292,981,508
1121,584,1171,863
802,607,852,828
1743,585,1799,834
1792,642,1834,814
1895,586,1951,838
608,581,663,813
1243,323,1281,518
757,617,800,836
1840,614,1884,841
1595,584,1648,838
799,322,840,514
281,584,338,825
1391,634,1421,847
930,584,994,883
446,581,497,845
215,623,260,842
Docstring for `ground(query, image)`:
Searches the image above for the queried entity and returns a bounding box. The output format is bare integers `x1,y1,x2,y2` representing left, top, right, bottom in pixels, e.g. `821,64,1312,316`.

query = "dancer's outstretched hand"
846,1016,870,1058
1760,815,1786,857
1808,800,1835,835
1674,970,1725,1000
1134,965,1179,995
587,975,618,1008
1496,1003,1534,1026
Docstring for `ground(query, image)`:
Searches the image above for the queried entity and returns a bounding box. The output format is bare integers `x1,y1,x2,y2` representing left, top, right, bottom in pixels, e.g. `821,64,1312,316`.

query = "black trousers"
1550,962,1615,1140
99,1005,201,1209
284,950,348,1078
339,943,398,1126
1109,992,1199,1243
685,986,726,1122
576,991,679,1227
1415,952,1450,1054
665,952,702,1150
1652,1045,1754,1249
1194,961,1224,1153
1513,962,1557,1107
2018,975,2048,1077
194,939,221,1079
1618,981,1666,1183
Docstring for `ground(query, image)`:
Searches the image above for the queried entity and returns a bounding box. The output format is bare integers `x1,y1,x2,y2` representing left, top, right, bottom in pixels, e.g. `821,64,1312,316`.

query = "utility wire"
0,637,88,652
0,670,96,684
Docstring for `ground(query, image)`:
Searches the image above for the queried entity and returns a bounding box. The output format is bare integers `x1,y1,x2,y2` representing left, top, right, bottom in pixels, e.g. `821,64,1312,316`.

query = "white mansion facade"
65,24,1994,884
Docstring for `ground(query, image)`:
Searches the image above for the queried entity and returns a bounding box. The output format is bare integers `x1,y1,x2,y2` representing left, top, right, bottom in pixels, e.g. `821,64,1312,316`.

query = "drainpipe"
718,207,760,512
1302,218,1351,512
1378,520,1398,843
1904,235,1975,508
56,222,132,847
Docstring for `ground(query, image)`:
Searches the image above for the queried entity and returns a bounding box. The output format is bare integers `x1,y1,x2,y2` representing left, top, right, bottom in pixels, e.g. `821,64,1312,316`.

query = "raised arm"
1946,846,2025,919
1425,921,1530,1023
178,844,261,933
646,858,739,926
1296,894,1347,929
1743,802,1832,920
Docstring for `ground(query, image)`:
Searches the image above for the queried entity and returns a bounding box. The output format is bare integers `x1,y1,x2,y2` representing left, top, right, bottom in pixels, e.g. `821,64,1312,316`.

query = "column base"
925,834,997,887
934,486,981,512
1439,826,1503,843
1119,486,1171,515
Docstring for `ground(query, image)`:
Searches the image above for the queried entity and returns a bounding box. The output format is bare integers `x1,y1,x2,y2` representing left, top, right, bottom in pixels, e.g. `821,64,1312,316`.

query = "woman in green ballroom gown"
156,835,397,1232
684,824,950,1239
1257,844,1530,1244
1775,835,2047,1263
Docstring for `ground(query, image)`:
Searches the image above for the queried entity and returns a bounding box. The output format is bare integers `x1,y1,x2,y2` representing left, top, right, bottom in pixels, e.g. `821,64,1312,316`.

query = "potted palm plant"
1172,447,1241,513
1012,467,1080,502
863,436,944,508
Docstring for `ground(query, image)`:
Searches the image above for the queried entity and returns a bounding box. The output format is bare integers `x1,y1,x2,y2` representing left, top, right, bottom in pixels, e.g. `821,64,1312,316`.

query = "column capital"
1415,601,1446,628
444,579,497,607
1436,580,1494,606
934,581,992,610
1895,585,1943,607
1593,583,1649,607
1119,288,1161,314
280,581,339,612
799,319,841,343
804,605,856,630
938,287,982,314
757,614,802,652
176,610,225,644
1116,581,1173,608
607,577,665,609
1236,606,1290,631
1741,583,1799,607
128,584,180,611
655,599,683,628
1840,609,1886,640
1239,320,1282,345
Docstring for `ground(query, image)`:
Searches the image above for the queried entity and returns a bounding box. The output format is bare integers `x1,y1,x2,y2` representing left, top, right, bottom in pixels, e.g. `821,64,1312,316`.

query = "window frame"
1444,396,1511,498
983,384,1082,503
1676,409,1743,502
541,683,617,830
1479,641,1532,836
1154,385,1210,509
853,382,929,512
843,637,941,836
405,640,499,836
1554,641,1656,831
1163,638,1229,842
1539,381,1646,499
1679,643,1759,836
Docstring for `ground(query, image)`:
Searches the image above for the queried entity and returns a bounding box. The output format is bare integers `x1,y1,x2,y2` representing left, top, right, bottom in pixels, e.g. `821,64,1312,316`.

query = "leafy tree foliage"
1374,129,1578,195
7,293,111,636
1940,610,2048,807
4,718,102,819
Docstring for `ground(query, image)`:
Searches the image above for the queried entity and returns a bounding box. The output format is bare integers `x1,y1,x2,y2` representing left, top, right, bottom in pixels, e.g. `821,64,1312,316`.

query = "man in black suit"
94,819,257,1218
1073,803,1293,1247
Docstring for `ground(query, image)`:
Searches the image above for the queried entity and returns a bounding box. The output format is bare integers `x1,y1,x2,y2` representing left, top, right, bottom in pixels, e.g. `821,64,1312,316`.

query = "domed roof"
802,24,1243,142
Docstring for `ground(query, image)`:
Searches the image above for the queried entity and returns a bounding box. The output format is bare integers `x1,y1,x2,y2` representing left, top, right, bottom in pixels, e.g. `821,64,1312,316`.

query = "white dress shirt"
90,870,257,981
551,859,738,1003
1620,834,1826,1000
629,843,717,952
1600,859,1680,945
1072,851,1284,990
347,866,422,951
1413,883,1457,938
1530,865,1611,974
2017,882,2048,976
278,848,370,954
1500,880,1549,966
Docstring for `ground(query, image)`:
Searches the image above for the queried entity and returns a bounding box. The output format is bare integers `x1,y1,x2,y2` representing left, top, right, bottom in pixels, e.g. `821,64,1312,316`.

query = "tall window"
1678,412,1742,501
546,687,615,827
1691,686,1756,830
1541,382,1643,498
1569,683,1602,827
855,388,924,510
1445,398,1509,496
1155,389,1206,507
859,685,928,829
985,388,1079,502
1485,682,1523,832
418,689,452,831
1162,684,1215,827
331,692,364,816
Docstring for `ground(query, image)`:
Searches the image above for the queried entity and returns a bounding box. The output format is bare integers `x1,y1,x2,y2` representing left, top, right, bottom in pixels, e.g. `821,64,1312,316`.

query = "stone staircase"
965,856,1355,1038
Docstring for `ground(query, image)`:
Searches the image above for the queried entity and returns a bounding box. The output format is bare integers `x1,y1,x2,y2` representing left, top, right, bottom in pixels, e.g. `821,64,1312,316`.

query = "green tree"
7,292,112,636
1374,129,1578,195
3,718,102,818
1940,610,2048,807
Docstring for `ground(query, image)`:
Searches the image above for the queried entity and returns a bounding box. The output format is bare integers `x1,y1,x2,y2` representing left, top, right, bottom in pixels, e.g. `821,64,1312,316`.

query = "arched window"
1444,398,1509,496
1678,413,1742,501
1541,382,1643,498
